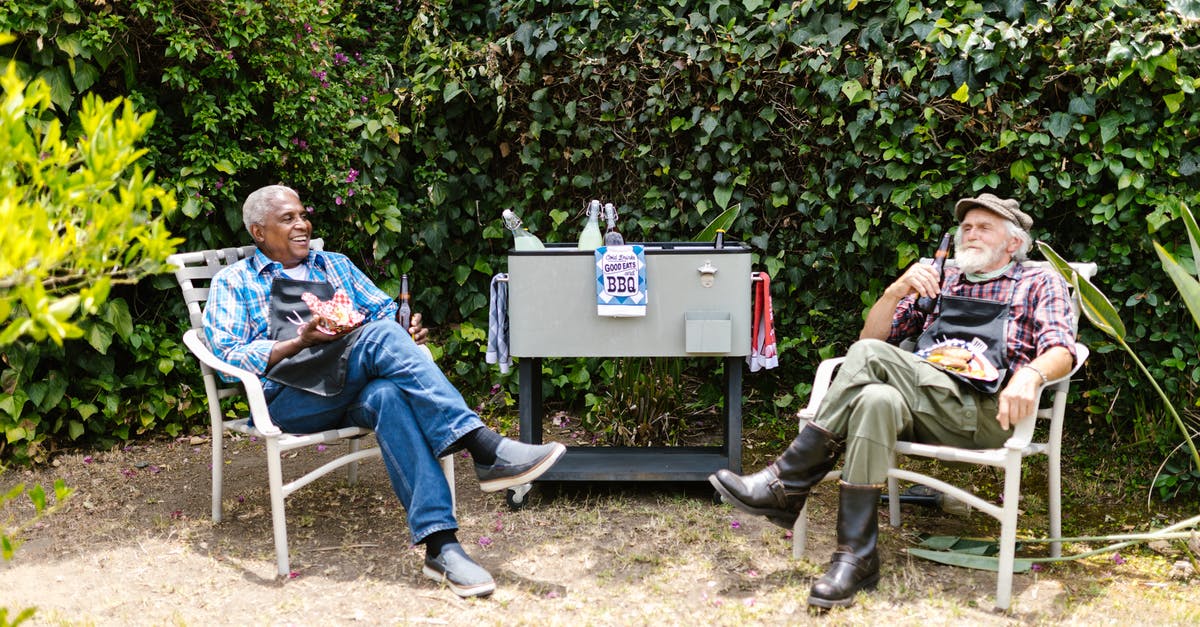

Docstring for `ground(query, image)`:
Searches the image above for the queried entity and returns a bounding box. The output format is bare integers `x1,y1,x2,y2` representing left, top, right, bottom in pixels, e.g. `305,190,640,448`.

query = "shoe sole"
708,475,798,529
422,565,496,598
478,442,567,493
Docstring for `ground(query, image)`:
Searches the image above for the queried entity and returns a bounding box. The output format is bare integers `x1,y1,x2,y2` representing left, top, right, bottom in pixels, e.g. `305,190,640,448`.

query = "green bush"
3,1,1200,487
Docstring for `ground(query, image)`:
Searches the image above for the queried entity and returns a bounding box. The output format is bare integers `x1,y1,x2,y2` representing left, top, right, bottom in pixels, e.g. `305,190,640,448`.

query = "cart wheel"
712,490,726,505
506,483,533,511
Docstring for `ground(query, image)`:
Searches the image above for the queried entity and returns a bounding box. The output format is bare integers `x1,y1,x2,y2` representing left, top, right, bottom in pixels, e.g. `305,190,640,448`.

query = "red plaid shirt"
889,263,1077,370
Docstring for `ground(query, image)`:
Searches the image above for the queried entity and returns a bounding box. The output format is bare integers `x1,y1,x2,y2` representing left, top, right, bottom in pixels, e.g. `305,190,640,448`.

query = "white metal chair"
169,239,455,577
792,260,1097,611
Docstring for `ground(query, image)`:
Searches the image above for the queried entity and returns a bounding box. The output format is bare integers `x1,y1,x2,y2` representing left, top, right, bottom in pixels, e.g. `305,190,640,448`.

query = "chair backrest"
167,239,325,330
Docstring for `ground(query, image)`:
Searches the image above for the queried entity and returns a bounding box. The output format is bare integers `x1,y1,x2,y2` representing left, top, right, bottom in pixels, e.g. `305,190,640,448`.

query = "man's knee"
844,383,906,438
846,338,896,362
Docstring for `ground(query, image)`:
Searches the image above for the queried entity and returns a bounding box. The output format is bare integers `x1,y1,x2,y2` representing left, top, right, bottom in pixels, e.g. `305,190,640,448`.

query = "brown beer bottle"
915,232,951,314
396,274,412,330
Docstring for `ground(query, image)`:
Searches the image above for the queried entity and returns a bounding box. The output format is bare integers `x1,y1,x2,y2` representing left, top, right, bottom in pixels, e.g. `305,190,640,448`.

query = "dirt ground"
2,429,1198,626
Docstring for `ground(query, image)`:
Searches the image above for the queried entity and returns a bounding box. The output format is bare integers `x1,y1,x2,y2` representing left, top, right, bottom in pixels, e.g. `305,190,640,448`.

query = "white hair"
242,185,300,236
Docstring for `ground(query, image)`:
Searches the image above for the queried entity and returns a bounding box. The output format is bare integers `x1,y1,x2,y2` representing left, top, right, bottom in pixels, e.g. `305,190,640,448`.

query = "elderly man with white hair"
710,193,1076,609
203,184,565,598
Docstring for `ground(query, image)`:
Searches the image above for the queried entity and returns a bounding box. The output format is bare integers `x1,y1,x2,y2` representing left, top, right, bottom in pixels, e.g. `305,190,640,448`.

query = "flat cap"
954,193,1033,231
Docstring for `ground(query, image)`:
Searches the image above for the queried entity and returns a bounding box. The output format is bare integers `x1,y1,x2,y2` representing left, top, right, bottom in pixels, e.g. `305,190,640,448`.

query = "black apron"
264,278,365,397
914,285,1012,395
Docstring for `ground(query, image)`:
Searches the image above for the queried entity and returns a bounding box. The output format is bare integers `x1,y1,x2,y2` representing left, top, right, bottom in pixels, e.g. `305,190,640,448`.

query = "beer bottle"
915,232,951,314
603,202,624,246
396,274,412,330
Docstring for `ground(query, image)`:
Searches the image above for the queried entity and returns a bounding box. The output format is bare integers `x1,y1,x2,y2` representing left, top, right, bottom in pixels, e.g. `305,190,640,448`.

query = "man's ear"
249,223,264,243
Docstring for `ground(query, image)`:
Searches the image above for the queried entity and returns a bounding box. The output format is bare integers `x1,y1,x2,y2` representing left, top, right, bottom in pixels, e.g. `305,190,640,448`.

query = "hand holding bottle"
914,232,951,313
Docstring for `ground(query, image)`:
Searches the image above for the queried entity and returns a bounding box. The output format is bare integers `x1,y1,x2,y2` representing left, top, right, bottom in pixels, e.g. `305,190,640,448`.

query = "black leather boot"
807,481,883,609
708,422,843,529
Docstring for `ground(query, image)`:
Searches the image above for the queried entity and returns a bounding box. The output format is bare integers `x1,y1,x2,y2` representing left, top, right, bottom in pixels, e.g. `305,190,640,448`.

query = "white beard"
954,243,1006,275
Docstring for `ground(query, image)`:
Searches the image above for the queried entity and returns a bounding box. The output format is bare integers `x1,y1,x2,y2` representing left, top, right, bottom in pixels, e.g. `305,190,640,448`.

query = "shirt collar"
249,247,321,277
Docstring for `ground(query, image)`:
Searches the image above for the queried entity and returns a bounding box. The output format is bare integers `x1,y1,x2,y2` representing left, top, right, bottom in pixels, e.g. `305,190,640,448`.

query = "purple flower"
478,536,493,547
305,205,314,214
1112,552,1126,565
1031,563,1043,572
361,96,368,103
346,169,359,183
730,520,741,529
335,196,343,205
316,444,328,452
83,456,94,464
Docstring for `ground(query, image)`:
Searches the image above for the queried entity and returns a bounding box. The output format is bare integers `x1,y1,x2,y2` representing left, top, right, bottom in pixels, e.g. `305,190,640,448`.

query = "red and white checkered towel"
748,272,778,372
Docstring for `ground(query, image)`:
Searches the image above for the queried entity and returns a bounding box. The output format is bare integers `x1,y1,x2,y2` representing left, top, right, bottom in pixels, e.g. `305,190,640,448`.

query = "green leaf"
1154,241,1200,333
951,82,969,103
1181,203,1200,278
1164,91,1185,114
694,204,741,242
28,483,47,512
908,547,1033,572
714,185,734,210
1038,242,1125,339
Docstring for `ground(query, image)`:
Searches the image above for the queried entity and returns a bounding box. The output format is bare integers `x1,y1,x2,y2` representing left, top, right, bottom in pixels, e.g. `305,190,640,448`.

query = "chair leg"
212,428,224,523
1048,448,1063,558
347,438,360,486
887,472,902,527
994,459,1023,611
266,437,291,577
793,502,808,559
440,455,456,511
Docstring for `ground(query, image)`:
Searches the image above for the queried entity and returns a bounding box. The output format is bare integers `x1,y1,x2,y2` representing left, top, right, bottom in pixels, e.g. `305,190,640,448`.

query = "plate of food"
301,289,365,335
916,339,999,381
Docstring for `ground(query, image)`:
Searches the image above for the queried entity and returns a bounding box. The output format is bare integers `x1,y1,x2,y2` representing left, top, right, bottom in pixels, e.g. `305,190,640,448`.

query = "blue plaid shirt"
889,263,1077,370
202,248,398,381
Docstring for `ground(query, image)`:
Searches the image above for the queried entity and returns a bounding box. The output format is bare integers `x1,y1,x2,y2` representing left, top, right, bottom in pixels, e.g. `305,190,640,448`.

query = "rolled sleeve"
202,269,273,377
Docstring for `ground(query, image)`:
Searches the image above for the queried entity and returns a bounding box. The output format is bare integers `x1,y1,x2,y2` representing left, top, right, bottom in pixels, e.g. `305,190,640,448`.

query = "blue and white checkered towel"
485,273,511,373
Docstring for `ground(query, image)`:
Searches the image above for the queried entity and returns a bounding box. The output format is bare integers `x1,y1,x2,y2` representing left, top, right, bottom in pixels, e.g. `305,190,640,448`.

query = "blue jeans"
262,320,484,544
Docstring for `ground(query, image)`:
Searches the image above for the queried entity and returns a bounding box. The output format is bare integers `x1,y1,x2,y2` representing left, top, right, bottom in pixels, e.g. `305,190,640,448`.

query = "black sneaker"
422,543,495,598
474,440,566,493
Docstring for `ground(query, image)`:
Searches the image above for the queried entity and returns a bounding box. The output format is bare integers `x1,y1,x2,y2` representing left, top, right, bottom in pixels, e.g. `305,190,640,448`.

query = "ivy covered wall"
2,0,1199,474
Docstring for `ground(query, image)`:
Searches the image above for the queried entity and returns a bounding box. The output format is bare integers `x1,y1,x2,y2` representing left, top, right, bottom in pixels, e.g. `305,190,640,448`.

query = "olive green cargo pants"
812,339,1012,484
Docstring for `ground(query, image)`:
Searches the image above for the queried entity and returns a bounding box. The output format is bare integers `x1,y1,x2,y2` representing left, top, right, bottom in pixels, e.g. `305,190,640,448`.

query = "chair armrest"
183,329,282,437
798,357,846,421
1003,342,1089,451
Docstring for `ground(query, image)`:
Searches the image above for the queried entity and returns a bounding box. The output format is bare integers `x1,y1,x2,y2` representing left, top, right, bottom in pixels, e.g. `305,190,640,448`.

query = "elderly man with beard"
709,194,1076,609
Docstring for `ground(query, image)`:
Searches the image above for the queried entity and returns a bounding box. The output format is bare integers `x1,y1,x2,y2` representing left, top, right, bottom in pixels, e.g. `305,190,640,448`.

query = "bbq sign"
595,245,647,317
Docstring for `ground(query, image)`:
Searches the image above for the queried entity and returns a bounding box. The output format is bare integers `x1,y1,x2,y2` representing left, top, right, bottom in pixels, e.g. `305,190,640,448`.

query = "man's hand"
994,346,1074,430
996,368,1041,430
408,312,429,345
860,262,942,340
888,262,941,302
